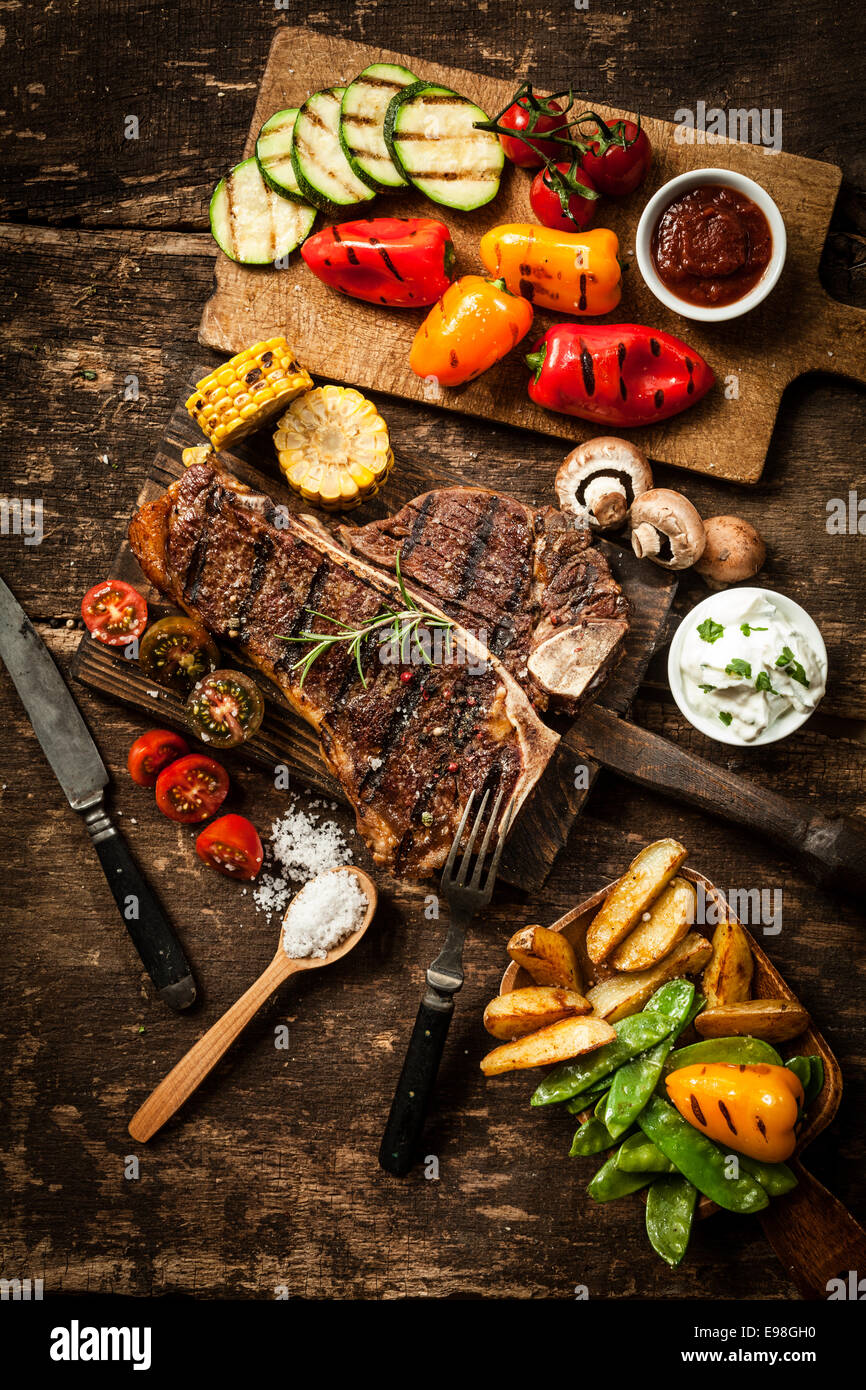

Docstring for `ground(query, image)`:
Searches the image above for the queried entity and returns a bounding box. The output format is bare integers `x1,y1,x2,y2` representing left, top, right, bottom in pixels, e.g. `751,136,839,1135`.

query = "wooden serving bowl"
500,866,866,1297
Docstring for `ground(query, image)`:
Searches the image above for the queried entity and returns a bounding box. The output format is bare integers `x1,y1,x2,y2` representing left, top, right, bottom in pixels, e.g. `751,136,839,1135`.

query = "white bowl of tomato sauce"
635,168,787,322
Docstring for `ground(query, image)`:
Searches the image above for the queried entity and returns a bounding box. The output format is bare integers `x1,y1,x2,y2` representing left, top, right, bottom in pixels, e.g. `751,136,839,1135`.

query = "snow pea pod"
786,1055,824,1108
738,1154,798,1196
570,1117,616,1156
603,981,695,1138
616,1134,675,1173
637,1095,769,1213
663,1035,782,1076
646,1174,698,1266
566,1080,611,1114
587,1152,653,1203
531,1009,678,1107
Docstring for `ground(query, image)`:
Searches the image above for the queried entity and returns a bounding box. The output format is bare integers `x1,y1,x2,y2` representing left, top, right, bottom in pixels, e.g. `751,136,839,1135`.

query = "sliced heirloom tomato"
138,615,220,692
185,670,265,749
82,580,147,647
155,753,229,824
196,815,264,881
127,729,190,788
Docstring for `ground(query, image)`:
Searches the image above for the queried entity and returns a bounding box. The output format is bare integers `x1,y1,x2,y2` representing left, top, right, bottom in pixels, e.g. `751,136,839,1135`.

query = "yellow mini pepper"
666,1062,804,1164
479,223,621,317
409,275,534,387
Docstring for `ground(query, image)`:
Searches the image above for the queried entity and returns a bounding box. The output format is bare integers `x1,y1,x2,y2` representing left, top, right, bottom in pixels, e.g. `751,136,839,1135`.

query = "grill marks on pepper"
368,237,405,281
689,1092,708,1127
717,1100,738,1135
579,340,595,396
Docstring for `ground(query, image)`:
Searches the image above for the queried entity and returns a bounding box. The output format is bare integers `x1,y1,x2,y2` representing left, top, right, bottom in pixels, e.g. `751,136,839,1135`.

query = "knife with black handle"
0,575,197,1010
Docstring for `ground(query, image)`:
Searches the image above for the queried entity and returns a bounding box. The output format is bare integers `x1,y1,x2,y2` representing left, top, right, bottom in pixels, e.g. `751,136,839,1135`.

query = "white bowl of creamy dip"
668,588,827,746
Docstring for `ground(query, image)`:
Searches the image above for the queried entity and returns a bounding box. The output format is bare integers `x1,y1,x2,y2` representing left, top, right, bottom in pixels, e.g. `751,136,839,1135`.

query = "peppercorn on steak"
129,462,564,877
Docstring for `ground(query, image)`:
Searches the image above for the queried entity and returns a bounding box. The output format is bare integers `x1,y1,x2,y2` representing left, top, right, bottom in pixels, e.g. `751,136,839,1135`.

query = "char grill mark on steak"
398,491,435,561
128,464,561,878
339,488,629,712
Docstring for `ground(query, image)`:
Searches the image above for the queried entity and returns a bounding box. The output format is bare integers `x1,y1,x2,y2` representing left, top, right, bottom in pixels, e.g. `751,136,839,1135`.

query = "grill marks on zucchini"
291,87,377,214
339,63,418,191
256,108,305,202
209,157,316,265
384,83,504,210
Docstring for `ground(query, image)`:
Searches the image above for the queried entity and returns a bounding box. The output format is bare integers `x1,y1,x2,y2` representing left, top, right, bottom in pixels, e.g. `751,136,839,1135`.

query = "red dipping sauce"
651,183,773,307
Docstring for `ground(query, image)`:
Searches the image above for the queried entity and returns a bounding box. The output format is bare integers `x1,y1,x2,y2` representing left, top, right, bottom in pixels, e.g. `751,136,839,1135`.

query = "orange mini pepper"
409,275,534,387
479,223,621,317
666,1063,804,1164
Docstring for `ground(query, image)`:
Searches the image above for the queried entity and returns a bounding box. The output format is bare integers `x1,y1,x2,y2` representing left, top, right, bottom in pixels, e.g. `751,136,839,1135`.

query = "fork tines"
440,787,517,899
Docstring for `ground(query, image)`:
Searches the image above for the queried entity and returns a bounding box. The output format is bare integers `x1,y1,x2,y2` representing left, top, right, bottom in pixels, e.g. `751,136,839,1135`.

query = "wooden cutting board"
198,26,866,484
70,374,677,893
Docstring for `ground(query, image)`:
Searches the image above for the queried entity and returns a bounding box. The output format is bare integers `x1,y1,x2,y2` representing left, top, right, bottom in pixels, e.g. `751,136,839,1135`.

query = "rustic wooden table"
1,0,864,1301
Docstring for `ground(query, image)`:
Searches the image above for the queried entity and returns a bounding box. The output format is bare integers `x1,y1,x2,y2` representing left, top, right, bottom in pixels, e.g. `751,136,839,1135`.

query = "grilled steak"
129,463,559,878
338,487,629,712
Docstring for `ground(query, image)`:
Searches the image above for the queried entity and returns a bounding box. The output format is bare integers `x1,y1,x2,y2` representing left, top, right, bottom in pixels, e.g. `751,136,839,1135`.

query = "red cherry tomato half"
155,753,229,824
81,580,147,647
196,814,264,881
499,94,566,167
127,729,190,788
580,120,652,197
529,162,598,232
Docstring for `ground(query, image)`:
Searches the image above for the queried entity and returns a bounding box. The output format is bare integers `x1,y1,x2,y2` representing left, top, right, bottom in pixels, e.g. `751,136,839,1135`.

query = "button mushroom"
555,437,654,531
629,488,707,570
694,515,767,587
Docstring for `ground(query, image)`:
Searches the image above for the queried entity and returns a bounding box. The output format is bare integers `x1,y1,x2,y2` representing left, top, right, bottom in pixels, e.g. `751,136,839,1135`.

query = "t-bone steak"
128,465,628,878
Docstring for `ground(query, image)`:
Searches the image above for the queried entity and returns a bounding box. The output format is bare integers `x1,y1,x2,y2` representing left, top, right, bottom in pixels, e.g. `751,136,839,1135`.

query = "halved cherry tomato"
127,729,190,787
196,815,264,880
81,580,147,647
498,91,566,167
138,615,219,692
185,670,265,749
530,161,599,231
580,119,652,197
155,753,229,823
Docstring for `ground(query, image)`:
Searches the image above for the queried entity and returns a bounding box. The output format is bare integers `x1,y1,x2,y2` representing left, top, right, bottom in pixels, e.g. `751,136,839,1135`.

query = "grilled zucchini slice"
339,63,418,191
291,87,377,215
384,82,504,211
209,158,316,264
256,108,305,202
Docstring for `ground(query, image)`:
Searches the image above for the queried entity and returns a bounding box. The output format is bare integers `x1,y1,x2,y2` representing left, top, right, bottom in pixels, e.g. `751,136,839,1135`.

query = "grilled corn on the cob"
274,385,393,510
186,338,312,450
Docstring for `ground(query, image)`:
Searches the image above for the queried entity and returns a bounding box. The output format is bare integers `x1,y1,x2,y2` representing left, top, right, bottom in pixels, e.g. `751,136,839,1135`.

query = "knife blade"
0,575,197,1009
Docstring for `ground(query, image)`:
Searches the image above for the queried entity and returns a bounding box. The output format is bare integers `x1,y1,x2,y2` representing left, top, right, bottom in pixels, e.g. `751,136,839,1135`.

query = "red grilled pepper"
526,323,714,427
301,217,455,308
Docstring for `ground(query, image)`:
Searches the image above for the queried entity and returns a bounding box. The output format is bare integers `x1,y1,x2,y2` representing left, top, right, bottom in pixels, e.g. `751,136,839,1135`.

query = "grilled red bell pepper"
300,217,455,308
526,323,714,427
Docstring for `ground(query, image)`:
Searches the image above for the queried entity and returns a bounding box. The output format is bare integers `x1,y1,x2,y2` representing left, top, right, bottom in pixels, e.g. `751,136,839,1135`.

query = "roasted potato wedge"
585,839,689,964
507,924,583,991
586,931,712,1023
702,918,754,1007
609,876,696,973
483,986,591,1040
480,1015,615,1076
694,999,809,1043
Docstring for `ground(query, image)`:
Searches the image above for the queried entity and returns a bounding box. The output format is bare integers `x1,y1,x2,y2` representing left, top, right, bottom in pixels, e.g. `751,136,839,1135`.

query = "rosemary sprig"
280,547,455,689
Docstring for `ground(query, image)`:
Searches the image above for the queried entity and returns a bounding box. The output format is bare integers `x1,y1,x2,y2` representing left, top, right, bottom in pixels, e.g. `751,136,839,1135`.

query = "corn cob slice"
274,385,393,510
186,338,313,450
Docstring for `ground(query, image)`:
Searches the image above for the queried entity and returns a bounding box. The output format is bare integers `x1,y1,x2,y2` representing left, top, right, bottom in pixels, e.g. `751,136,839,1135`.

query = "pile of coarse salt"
253,801,353,921
282,869,368,960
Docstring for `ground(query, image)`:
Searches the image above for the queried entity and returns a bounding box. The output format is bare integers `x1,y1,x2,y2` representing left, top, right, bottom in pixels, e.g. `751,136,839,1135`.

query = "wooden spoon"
128,866,377,1143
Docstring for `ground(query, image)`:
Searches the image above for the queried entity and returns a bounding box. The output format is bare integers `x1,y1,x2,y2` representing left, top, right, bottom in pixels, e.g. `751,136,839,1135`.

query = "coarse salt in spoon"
128,866,377,1143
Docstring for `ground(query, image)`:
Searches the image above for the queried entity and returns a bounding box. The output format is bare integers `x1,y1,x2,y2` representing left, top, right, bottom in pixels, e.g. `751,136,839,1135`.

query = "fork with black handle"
378,789,515,1177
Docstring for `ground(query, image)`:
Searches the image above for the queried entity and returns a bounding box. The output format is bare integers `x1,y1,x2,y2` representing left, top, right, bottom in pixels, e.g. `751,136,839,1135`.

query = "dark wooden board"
199,27,866,484
71,373,677,890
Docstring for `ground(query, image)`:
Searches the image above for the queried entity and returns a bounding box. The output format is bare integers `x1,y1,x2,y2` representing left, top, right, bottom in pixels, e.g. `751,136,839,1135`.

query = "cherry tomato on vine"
580,119,652,197
196,815,264,881
498,93,566,167
530,162,599,231
81,580,147,647
127,729,190,787
155,753,229,823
